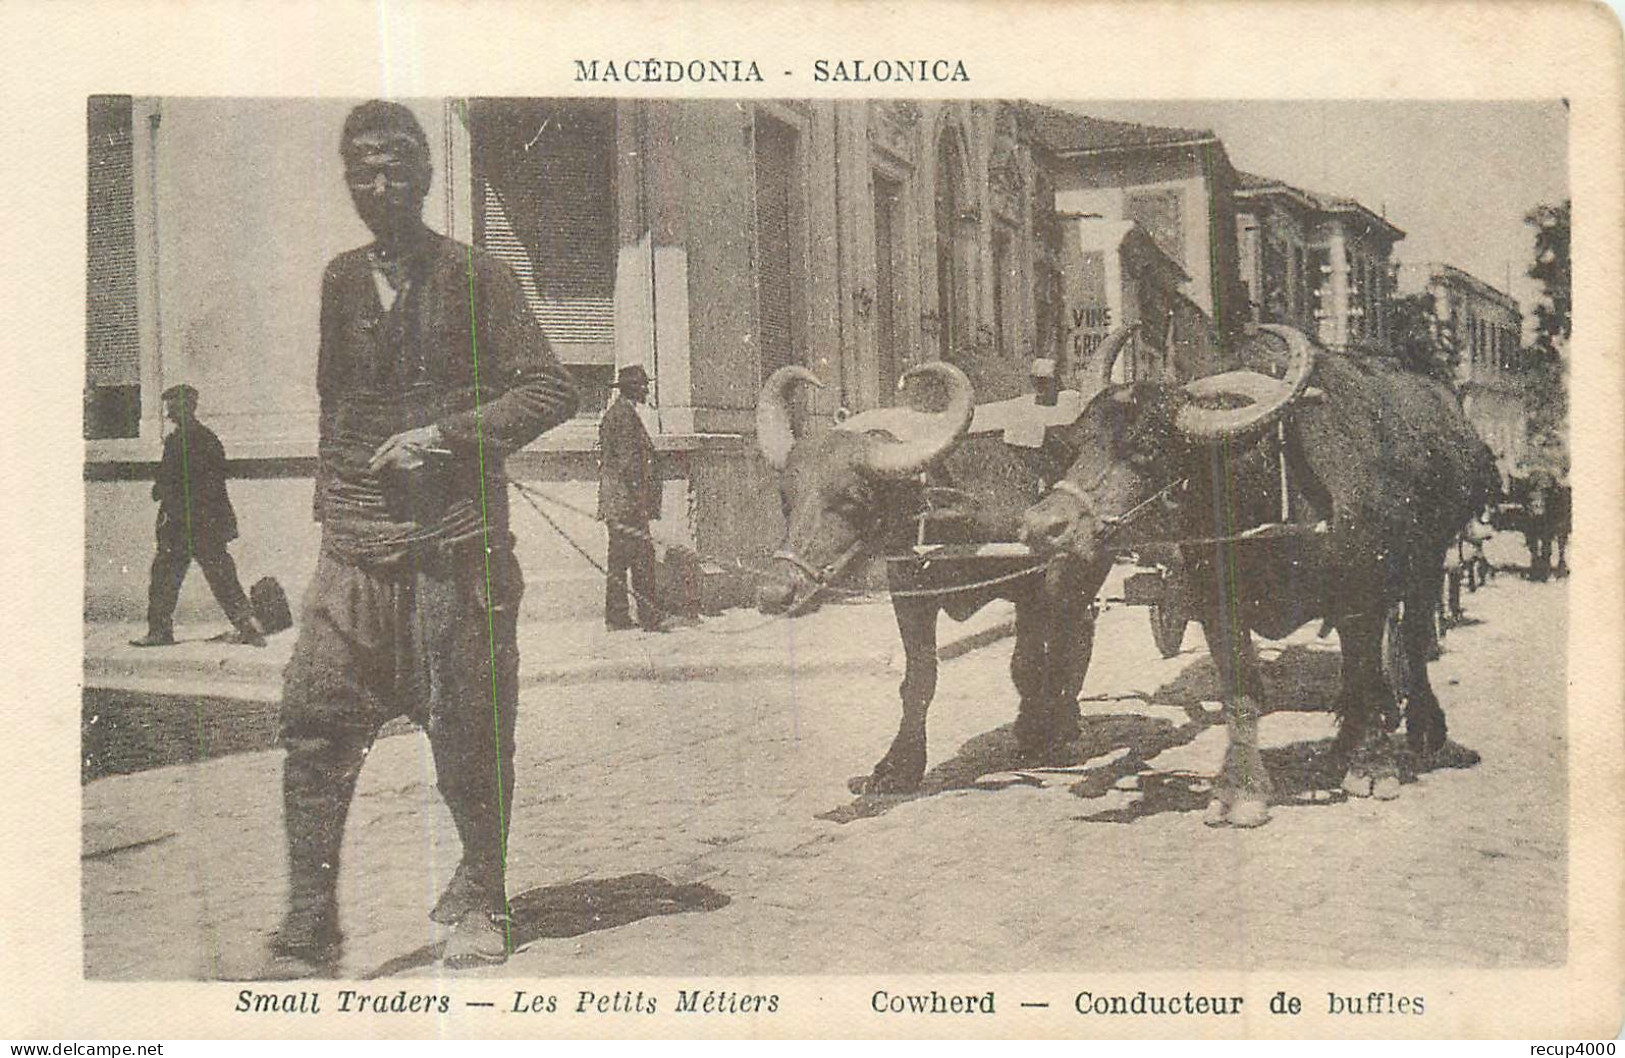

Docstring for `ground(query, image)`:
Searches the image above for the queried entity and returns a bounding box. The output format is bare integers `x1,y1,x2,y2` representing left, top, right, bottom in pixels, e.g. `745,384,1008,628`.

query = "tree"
1387,287,1458,385
1522,200,1570,450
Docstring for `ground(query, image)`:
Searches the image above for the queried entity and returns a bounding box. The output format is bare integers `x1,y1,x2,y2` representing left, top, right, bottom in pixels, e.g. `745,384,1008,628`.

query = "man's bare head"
341,101,431,243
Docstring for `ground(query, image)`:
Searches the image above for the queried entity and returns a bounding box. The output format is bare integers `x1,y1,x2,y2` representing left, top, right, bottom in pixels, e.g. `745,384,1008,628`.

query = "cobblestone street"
83,545,1567,981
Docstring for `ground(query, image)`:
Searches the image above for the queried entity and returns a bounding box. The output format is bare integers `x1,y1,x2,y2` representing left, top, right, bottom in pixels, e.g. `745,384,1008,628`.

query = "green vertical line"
175,413,207,759
465,248,514,953
177,409,216,975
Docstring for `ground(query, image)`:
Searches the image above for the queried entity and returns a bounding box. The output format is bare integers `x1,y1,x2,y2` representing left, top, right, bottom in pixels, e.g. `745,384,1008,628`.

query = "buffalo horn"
755,365,825,470
1095,324,1141,388
1174,324,1318,443
861,361,975,478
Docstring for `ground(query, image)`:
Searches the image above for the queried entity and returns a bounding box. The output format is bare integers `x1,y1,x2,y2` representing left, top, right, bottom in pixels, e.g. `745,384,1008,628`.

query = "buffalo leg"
1336,613,1401,800
1402,574,1451,764
1010,591,1053,758
859,600,939,794
1042,561,1108,749
1201,620,1274,828
1527,531,1551,581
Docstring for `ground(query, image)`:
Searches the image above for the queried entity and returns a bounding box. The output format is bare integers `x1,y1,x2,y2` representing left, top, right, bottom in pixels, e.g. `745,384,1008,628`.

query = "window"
1032,169,1063,367
1308,248,1330,341
86,95,140,440
1125,188,1184,266
469,99,617,414
1293,246,1308,327
934,130,970,363
872,172,904,401
1261,236,1287,324
754,113,804,380
1358,257,1374,339
992,227,1014,358
1350,258,1364,338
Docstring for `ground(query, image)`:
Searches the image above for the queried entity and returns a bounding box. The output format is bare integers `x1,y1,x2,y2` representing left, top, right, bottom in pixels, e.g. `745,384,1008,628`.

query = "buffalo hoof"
1203,793,1270,828
1016,733,1076,768
1372,775,1402,801
1421,740,1481,771
1342,771,1375,798
1406,714,1448,760
1228,797,1271,828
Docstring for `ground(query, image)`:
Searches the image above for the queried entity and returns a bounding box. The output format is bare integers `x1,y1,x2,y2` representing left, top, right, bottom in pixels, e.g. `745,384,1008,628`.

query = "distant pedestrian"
130,384,264,648
597,364,664,632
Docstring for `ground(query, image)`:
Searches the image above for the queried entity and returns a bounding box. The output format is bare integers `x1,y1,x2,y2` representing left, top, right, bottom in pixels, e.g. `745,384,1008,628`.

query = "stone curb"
83,618,1018,700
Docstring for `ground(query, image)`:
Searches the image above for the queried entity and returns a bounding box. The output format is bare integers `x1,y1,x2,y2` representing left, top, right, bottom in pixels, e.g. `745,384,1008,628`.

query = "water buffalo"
1517,471,1571,581
755,349,1124,794
1020,325,1498,827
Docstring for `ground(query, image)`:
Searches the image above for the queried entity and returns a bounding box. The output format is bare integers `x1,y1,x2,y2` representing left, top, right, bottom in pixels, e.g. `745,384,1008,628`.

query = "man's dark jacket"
313,230,578,561
153,419,238,550
597,397,659,525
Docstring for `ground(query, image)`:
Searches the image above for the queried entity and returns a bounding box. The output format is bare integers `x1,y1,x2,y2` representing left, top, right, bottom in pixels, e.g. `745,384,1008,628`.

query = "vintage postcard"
1,0,1621,1043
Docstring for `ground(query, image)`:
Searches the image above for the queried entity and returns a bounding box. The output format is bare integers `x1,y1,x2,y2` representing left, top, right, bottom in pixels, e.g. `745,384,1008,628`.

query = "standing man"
130,384,265,648
266,101,577,978
597,364,663,632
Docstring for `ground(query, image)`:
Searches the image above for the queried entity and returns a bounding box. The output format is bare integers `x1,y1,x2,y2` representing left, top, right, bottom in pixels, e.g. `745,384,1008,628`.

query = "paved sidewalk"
84,594,1019,700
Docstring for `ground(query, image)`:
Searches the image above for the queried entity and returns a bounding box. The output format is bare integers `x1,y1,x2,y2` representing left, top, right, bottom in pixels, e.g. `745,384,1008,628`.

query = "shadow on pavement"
817,652,1242,825
363,873,730,979
82,688,419,782
819,642,1476,826
82,687,283,782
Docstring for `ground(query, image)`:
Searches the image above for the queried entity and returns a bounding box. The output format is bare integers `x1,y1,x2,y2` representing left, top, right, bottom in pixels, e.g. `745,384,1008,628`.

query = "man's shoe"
442,911,513,968
257,920,342,980
254,947,338,981
128,632,176,648
429,868,484,926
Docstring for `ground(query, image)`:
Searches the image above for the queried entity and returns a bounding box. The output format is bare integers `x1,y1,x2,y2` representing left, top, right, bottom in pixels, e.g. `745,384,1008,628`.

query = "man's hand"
369,423,445,473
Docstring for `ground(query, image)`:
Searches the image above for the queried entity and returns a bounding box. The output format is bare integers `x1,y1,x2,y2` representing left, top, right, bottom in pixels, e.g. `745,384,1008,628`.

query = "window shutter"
85,95,141,439
754,116,797,377
86,96,139,385
471,102,616,364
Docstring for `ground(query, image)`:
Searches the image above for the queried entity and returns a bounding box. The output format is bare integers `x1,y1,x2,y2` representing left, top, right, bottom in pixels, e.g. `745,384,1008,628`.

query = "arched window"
934,126,971,363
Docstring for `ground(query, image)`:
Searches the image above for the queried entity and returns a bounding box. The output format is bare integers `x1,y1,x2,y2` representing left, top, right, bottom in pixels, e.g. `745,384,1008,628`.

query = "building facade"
1396,263,1527,483
1029,107,1246,382
1234,172,1405,351
84,97,1070,623
1054,215,1214,385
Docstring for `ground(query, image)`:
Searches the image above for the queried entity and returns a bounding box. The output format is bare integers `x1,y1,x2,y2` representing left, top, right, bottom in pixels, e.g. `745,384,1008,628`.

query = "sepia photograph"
3,0,1621,1043
80,88,1574,973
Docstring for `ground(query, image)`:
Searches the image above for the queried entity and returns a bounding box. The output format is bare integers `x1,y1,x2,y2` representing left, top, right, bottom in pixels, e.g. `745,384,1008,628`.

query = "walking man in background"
598,364,663,632
130,384,265,648
266,100,577,978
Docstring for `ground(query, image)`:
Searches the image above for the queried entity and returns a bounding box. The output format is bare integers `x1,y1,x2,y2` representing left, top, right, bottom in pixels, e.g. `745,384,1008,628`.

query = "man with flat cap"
266,100,578,977
131,383,265,648
597,364,664,632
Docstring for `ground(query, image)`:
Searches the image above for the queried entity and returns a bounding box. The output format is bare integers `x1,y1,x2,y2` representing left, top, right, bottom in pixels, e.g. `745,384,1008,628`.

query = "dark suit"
278,229,578,950
597,396,660,628
143,417,254,637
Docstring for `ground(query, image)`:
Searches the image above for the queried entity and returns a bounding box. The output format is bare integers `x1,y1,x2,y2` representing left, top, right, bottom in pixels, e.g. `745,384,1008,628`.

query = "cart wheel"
1149,603,1189,658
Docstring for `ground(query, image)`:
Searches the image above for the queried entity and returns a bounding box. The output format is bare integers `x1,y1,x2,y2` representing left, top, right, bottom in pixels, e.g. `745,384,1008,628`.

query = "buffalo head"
1020,324,1318,563
755,360,974,614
